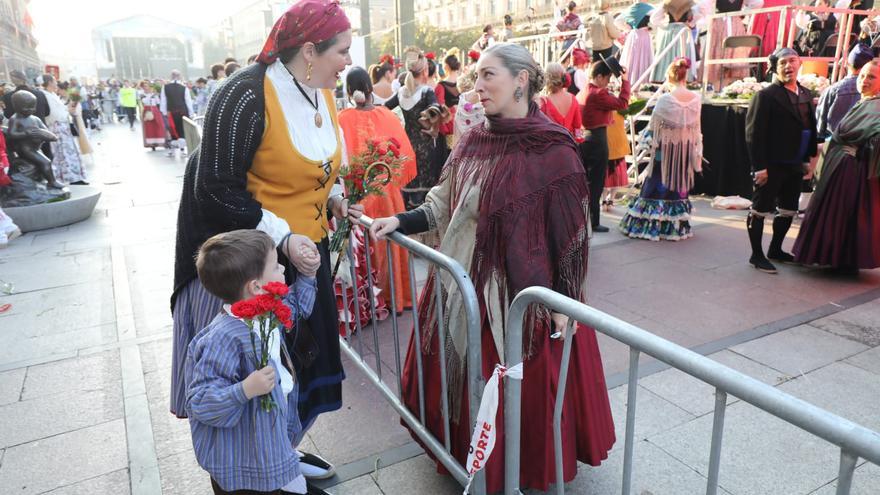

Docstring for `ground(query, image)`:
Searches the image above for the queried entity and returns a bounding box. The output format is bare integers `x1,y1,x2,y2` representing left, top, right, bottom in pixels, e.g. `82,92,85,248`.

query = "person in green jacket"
118,80,138,130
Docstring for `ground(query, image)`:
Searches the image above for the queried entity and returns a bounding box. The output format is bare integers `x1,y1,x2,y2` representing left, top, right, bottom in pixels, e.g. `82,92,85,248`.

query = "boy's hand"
299,246,320,277
285,234,320,275
242,366,276,400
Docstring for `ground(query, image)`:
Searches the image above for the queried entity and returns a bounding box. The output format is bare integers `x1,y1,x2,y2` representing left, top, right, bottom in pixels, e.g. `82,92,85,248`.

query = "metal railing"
701,4,880,90
335,215,486,494
504,286,880,495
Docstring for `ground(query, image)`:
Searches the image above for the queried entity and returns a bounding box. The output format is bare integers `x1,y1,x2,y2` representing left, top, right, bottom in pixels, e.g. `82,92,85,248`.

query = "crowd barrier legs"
336,216,486,494
504,286,880,495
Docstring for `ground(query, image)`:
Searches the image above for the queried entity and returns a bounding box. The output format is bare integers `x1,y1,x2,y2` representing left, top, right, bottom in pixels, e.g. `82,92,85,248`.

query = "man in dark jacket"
745,48,818,274
161,69,194,156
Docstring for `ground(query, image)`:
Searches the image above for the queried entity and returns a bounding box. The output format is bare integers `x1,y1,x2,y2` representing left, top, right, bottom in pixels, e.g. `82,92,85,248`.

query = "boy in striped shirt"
185,229,319,495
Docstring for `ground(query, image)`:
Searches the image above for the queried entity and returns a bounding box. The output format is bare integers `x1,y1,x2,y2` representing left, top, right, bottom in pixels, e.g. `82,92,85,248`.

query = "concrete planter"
5,185,101,233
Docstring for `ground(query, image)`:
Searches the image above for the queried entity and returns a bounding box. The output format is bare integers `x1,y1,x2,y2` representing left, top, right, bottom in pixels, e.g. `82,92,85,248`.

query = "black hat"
599,53,624,78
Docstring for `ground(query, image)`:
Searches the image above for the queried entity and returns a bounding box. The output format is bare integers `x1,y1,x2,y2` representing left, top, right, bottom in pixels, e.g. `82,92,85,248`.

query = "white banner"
462,362,524,494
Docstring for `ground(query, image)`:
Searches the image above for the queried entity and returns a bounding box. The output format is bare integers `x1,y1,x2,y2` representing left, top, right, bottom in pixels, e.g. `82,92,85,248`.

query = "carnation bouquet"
230,282,294,413
718,77,769,100
329,137,407,278
797,73,830,98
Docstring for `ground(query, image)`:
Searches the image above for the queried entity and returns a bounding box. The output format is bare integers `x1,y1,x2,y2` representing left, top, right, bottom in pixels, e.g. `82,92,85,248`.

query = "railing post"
504,301,526,495
702,13,714,94
553,323,576,495
621,347,640,495
706,389,728,495
836,450,858,495
407,254,427,425
385,242,404,397
362,233,383,379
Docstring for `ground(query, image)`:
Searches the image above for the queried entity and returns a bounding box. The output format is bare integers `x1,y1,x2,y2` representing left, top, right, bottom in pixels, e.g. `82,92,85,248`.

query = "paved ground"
0,123,878,495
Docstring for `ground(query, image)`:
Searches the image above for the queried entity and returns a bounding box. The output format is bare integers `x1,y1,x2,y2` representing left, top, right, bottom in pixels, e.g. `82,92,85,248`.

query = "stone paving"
0,124,878,494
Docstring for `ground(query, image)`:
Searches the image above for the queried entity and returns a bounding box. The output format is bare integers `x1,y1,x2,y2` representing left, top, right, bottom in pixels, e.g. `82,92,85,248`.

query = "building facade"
415,0,631,34
203,0,368,65
92,16,205,81
0,0,41,83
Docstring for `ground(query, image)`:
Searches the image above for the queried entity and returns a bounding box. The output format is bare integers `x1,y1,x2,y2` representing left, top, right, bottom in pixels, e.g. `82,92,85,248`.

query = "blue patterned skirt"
619,160,693,241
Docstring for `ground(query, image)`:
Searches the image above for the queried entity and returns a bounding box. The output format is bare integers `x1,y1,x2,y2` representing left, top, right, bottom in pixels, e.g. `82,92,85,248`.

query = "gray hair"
482,43,545,99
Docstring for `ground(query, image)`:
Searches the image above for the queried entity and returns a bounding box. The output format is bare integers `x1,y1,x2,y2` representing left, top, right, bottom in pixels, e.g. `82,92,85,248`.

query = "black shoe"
298,451,335,479
593,224,610,233
750,255,778,274
70,180,89,186
767,250,795,264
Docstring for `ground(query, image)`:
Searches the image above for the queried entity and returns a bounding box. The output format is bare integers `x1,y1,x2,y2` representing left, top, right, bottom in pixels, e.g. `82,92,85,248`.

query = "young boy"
186,229,320,495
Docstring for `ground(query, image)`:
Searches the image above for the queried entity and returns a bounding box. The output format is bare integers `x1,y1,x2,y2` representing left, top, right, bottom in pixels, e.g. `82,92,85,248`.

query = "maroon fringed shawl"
452,102,591,357
417,103,591,422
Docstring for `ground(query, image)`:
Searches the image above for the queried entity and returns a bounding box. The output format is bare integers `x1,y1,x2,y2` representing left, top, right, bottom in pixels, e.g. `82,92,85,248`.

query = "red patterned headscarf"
572,48,590,67
257,0,351,64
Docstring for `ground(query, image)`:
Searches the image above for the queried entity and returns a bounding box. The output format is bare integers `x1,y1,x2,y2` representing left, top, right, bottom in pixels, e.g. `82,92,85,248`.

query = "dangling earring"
307,63,312,81
513,86,523,102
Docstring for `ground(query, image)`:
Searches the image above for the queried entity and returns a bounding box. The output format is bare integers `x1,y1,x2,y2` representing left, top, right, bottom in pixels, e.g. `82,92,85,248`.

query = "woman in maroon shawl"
371,43,615,493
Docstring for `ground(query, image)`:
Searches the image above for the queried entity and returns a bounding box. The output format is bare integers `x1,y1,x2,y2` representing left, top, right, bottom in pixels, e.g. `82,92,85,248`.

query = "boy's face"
255,249,286,291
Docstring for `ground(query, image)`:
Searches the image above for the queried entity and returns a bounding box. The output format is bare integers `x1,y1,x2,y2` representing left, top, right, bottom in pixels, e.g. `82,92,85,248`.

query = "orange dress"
339,105,418,310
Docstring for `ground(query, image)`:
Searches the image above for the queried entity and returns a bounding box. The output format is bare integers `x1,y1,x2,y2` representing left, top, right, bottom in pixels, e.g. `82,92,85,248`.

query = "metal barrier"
336,215,486,494
181,116,201,155
504,286,880,495
702,5,880,90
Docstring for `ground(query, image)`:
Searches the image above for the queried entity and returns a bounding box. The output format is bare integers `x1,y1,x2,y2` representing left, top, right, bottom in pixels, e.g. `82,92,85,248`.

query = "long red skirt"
793,155,880,269
141,104,166,148
401,284,616,493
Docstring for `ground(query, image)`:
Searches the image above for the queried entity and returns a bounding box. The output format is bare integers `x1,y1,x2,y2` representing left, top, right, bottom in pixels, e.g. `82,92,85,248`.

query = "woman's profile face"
474,54,520,116
310,29,353,89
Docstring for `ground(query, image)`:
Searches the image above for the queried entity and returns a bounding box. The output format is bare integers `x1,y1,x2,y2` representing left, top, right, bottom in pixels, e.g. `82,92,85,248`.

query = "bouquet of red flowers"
329,137,407,278
230,282,294,412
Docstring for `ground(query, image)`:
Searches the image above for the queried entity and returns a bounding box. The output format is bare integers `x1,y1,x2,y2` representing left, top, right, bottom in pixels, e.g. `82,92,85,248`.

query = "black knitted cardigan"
171,63,268,311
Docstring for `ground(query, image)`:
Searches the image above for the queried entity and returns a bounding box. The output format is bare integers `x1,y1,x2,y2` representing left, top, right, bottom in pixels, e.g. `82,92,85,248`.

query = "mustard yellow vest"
247,78,342,242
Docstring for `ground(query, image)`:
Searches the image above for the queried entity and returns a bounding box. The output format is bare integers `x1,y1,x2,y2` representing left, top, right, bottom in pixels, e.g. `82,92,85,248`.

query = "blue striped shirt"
185,277,316,492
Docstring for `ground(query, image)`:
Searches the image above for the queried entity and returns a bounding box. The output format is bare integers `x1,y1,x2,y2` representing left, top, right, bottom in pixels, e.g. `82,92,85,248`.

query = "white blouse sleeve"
575,70,589,91
795,11,811,30
256,209,292,246
650,7,670,28
744,0,764,10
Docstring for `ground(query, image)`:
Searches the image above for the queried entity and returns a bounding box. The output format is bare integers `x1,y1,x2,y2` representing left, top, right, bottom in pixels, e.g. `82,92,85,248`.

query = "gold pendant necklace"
284,63,323,128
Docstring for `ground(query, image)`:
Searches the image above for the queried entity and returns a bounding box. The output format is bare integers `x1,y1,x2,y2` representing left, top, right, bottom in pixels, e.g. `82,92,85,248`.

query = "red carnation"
231,300,258,319
468,50,480,62
253,294,277,314
263,282,288,297
425,52,436,60
273,304,293,329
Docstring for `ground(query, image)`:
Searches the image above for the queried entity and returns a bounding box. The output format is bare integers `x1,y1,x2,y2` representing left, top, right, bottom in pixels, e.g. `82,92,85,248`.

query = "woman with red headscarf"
171,2,356,491
566,47,591,95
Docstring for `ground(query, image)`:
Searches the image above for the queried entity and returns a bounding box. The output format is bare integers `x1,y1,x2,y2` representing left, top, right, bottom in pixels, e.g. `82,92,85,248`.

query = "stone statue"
0,91,70,207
